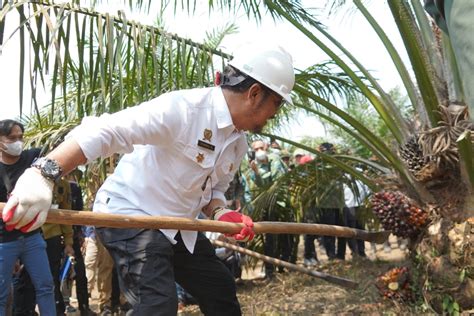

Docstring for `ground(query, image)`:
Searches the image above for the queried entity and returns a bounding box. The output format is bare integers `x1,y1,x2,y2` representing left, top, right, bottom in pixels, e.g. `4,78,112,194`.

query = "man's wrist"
31,157,63,182
211,206,227,220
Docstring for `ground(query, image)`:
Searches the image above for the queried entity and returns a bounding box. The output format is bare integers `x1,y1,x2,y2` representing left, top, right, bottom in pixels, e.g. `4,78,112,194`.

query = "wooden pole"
210,239,358,289
0,203,390,243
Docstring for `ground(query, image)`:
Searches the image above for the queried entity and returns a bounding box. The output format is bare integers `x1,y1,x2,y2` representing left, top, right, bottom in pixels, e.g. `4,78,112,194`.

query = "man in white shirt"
342,179,369,258
2,43,295,315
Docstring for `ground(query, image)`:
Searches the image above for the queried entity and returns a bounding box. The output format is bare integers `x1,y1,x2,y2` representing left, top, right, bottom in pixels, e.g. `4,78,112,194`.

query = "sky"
0,0,407,140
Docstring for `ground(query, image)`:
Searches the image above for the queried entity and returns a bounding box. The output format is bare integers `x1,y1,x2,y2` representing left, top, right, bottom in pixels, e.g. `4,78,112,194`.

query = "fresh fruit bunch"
376,266,413,301
371,190,428,238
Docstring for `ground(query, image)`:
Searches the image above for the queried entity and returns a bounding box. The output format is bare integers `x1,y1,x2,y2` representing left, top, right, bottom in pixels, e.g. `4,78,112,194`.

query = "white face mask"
255,149,268,162
2,140,23,156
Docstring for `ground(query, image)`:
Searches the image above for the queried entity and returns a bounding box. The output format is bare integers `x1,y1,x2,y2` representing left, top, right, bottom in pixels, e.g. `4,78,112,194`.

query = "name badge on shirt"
197,139,215,151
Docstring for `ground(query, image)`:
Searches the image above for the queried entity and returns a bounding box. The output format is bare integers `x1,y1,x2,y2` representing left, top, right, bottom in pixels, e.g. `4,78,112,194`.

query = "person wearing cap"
280,149,291,170
248,139,293,278
293,151,321,267
293,148,313,166
315,142,346,260
1,43,295,315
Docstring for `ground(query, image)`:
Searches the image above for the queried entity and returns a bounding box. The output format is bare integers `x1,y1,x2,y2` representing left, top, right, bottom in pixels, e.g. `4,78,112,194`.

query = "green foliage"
442,295,460,316
330,87,412,158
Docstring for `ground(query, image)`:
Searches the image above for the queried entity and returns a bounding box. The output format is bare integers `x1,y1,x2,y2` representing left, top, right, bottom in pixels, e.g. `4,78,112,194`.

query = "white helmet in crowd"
229,43,295,105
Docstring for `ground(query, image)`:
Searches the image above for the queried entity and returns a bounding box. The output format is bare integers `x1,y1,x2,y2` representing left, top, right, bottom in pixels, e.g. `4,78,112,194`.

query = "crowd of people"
1,40,404,316
1,116,405,315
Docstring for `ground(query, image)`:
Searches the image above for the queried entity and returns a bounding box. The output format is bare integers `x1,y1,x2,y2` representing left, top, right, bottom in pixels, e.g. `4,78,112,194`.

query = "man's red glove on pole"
212,207,255,242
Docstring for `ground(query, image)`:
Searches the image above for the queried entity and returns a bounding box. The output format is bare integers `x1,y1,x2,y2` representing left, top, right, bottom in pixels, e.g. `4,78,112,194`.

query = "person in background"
83,225,116,316
293,151,321,267
0,119,55,316
341,178,369,258
249,140,293,277
66,170,96,316
280,150,291,170
42,177,75,316
315,142,346,260
225,169,245,211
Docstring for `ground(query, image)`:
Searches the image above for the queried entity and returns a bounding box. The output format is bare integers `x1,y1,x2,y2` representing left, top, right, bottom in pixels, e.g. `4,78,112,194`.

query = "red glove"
212,207,254,242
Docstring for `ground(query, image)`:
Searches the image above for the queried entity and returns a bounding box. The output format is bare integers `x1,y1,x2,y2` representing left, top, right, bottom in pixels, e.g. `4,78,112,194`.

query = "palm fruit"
370,190,429,238
376,266,413,301
399,136,428,176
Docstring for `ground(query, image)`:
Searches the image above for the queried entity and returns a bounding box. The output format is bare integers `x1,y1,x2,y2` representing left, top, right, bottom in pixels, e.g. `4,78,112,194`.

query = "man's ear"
247,83,263,106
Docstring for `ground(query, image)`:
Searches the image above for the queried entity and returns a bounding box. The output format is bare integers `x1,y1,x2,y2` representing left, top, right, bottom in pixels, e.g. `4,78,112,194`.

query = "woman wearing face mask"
0,119,56,316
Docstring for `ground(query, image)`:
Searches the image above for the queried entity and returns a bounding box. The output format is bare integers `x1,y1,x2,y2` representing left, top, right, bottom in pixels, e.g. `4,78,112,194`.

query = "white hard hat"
293,148,306,157
229,43,295,105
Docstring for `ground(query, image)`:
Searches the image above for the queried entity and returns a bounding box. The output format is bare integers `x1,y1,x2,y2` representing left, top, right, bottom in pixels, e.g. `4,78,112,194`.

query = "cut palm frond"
419,103,473,169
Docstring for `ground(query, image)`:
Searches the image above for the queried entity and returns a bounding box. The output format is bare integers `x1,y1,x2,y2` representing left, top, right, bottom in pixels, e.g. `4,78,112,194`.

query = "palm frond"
387,0,442,126
1,1,232,118
203,21,238,49
297,61,361,103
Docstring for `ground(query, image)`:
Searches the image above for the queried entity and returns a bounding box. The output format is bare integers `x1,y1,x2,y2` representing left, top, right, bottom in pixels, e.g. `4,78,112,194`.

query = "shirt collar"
212,87,236,136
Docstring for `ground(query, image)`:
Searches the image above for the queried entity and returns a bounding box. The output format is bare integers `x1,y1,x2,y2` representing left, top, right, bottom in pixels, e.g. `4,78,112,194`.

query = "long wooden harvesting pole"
0,203,390,243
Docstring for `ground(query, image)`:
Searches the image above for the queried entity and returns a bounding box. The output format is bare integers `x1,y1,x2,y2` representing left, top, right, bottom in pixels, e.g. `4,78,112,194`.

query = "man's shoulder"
165,87,214,105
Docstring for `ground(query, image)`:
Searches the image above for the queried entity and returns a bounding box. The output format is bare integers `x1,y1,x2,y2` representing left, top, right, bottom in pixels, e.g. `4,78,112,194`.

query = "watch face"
33,158,62,181
43,159,61,177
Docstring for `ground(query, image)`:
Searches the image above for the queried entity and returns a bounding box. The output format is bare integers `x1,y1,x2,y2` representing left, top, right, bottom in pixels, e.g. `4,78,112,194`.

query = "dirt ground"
68,235,415,315
179,235,415,315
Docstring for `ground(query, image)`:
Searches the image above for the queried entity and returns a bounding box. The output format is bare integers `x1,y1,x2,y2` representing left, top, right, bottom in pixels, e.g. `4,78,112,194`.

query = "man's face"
250,93,283,133
235,84,283,133
252,140,269,163
0,124,24,157
295,154,303,165
0,125,23,147
251,141,266,152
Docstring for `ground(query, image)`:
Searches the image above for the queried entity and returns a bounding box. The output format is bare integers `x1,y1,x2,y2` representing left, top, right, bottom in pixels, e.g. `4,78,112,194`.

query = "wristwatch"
31,157,63,182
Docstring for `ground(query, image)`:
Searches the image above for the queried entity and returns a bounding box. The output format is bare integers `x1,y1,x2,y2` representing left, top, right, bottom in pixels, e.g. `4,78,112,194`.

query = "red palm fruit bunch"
370,190,429,238
375,266,413,301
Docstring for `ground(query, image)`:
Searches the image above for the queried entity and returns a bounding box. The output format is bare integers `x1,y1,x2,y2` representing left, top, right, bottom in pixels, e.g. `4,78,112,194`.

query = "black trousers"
45,236,65,315
338,207,366,257
319,208,345,260
96,228,241,316
12,270,36,316
262,210,294,274
303,205,319,260
72,234,91,313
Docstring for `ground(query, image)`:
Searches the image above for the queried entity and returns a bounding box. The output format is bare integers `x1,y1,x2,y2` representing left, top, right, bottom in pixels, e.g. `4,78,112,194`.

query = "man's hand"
64,244,75,258
212,207,255,242
250,160,259,173
2,168,54,232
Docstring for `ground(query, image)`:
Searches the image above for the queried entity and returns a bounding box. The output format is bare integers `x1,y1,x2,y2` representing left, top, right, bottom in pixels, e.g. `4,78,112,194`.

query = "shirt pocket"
174,144,215,193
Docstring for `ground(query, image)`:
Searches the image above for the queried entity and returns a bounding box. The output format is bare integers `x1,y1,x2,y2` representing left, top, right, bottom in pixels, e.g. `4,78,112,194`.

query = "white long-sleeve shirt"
67,87,248,252
344,180,370,208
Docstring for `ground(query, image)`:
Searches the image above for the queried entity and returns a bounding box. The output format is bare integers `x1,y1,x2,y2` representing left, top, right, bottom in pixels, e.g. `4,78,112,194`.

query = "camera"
248,150,256,161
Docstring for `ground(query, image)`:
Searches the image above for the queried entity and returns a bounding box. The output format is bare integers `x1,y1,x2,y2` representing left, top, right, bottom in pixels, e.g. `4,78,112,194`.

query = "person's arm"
202,139,254,242
2,94,183,231
61,224,74,247
47,140,87,176
202,199,227,218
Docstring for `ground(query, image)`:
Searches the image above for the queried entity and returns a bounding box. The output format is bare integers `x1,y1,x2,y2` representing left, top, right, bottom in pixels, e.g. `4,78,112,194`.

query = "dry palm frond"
418,103,474,169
